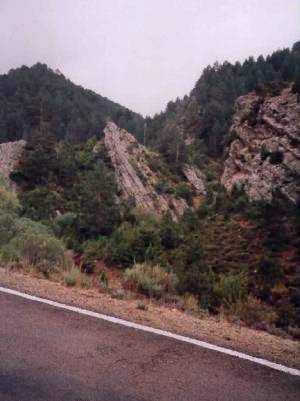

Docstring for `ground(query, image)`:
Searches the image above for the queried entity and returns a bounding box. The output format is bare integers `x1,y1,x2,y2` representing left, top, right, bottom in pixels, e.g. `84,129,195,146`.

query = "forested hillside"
0,42,299,338
0,63,144,143
146,42,300,166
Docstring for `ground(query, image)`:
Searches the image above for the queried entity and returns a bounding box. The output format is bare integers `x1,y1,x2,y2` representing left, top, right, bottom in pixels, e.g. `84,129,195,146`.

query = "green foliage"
53,212,79,249
213,273,248,309
176,183,193,205
12,128,121,244
123,263,178,298
147,45,298,157
104,217,161,267
0,185,20,214
81,237,107,259
63,267,84,287
77,160,121,239
19,188,62,221
0,184,67,274
254,257,283,301
0,63,143,143
159,213,180,250
0,216,67,273
53,212,77,237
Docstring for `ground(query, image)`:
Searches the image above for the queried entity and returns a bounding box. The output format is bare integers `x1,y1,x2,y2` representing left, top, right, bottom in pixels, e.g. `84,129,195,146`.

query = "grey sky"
0,0,299,116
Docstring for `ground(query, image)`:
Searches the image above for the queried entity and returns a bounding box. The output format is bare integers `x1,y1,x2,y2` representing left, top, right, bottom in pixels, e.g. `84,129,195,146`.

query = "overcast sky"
0,0,299,116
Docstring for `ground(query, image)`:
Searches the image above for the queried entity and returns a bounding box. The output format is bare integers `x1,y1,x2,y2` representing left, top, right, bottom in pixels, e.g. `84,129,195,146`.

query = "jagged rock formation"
222,88,300,204
102,122,186,217
0,140,26,189
100,122,206,218
183,165,206,195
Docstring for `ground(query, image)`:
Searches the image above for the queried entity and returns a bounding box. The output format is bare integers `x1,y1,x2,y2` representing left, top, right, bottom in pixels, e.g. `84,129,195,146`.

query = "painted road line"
0,285,299,377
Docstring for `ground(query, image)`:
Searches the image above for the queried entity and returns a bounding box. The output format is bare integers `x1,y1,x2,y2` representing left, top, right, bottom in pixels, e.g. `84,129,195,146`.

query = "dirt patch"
0,266,299,369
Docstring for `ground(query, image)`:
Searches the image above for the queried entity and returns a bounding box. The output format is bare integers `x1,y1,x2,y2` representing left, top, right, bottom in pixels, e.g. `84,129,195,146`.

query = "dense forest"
0,63,144,143
146,41,300,166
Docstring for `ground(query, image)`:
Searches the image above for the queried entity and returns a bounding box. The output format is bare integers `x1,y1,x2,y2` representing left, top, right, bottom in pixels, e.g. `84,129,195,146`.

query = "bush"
123,263,178,298
104,215,162,267
224,296,274,327
63,266,83,287
176,183,193,205
254,257,283,300
97,271,109,288
213,272,248,309
0,217,68,273
0,185,20,214
81,237,107,259
53,212,77,237
19,188,62,221
160,213,180,249
0,213,18,247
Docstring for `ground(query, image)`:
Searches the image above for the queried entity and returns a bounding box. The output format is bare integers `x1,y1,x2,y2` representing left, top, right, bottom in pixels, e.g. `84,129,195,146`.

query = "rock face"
183,165,206,195
102,122,186,217
101,122,206,218
221,88,300,204
0,140,26,189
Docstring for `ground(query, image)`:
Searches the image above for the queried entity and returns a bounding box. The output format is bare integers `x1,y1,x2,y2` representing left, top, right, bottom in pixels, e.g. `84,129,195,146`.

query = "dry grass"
63,266,89,288
123,263,178,298
0,266,299,369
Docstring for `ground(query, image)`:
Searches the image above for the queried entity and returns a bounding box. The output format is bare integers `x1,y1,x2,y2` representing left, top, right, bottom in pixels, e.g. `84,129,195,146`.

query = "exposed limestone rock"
99,122,194,218
222,88,300,204
183,165,206,195
0,140,26,190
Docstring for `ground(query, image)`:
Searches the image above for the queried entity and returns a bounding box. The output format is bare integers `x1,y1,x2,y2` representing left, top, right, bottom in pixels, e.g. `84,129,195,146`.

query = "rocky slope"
0,123,206,218
221,87,300,204
97,122,206,218
0,140,26,189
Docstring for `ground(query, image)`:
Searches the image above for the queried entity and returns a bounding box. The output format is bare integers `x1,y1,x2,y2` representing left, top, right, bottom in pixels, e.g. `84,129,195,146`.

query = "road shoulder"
0,266,299,369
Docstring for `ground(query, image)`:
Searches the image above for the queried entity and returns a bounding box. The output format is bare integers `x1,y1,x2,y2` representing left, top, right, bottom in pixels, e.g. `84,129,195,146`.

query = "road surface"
0,291,299,401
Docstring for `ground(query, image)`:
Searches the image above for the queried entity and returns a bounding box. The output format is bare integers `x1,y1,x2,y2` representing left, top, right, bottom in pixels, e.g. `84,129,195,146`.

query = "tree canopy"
0,63,144,144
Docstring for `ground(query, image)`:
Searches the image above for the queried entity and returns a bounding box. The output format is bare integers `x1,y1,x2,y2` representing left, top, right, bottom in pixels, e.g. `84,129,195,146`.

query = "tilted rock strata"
222,88,300,204
183,165,206,195
0,140,26,190
102,122,190,218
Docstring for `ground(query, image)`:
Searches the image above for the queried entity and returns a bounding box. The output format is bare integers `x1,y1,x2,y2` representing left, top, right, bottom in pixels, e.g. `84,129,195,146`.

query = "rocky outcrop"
100,122,206,218
101,122,186,218
0,140,26,189
221,88,300,204
183,165,206,195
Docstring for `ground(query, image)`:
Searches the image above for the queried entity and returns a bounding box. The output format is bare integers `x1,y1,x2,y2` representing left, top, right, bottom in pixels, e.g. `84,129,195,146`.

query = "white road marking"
1,285,299,377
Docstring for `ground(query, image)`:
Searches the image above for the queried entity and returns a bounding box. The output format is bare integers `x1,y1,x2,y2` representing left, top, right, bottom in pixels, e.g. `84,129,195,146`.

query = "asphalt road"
0,292,299,401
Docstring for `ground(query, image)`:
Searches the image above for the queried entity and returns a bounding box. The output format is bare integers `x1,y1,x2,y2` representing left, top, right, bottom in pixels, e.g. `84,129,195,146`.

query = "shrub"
104,215,162,267
213,272,248,309
19,188,62,221
53,212,77,237
160,213,180,249
0,217,68,273
233,195,248,212
0,185,20,214
0,213,18,247
123,263,178,298
176,183,193,205
154,179,165,194
137,303,148,311
81,237,107,259
224,296,274,327
63,266,82,287
254,257,283,300
97,271,109,288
